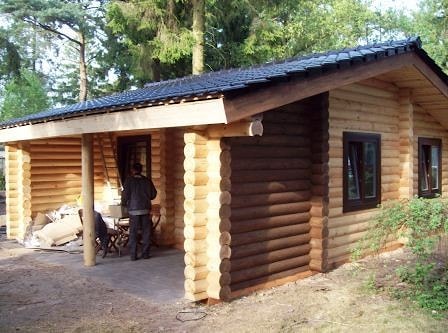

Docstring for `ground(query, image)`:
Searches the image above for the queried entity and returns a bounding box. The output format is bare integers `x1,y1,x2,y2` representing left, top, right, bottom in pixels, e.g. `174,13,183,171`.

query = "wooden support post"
82,133,96,267
183,131,209,301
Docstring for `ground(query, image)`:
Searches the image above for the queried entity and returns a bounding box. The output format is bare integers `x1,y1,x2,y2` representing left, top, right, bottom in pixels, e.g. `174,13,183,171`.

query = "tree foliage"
409,0,448,72
107,0,195,83
0,69,50,121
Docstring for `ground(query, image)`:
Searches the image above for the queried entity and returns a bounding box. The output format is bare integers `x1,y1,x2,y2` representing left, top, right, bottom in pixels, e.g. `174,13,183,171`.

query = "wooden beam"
207,118,263,138
223,53,422,122
82,133,96,267
0,99,227,142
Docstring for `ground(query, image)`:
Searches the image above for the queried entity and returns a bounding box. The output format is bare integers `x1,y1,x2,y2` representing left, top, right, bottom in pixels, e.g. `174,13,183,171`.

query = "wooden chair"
151,204,161,247
78,209,121,257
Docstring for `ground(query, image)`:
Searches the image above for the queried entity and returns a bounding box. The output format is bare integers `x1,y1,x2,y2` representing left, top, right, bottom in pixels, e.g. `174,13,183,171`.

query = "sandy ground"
0,231,447,333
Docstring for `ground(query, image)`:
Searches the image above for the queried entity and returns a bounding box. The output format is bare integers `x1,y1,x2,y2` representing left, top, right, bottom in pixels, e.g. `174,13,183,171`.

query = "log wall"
413,105,448,196
327,80,402,269
228,96,326,293
5,143,32,239
172,128,186,248
183,131,209,301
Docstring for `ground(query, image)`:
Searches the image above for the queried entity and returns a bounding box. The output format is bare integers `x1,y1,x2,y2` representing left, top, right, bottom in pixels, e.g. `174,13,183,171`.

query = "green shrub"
353,197,448,314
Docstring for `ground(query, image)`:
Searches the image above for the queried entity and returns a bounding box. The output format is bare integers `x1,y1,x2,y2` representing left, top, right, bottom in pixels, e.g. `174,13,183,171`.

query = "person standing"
121,162,157,261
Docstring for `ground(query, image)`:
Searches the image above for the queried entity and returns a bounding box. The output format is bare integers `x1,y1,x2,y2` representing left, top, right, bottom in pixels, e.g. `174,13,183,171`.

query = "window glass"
431,146,440,190
363,142,377,199
418,138,441,197
347,143,361,200
343,132,380,212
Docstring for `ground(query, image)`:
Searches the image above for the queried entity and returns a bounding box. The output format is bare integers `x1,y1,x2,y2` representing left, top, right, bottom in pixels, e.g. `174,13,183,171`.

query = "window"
418,138,441,197
343,132,381,212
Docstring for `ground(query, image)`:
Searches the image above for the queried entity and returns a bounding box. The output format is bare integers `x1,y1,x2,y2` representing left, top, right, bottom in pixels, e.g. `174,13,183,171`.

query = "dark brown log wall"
228,94,329,292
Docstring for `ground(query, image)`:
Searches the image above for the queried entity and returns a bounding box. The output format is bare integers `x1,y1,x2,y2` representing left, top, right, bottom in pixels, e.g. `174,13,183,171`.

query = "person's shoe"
142,254,151,259
131,256,138,261
102,247,108,258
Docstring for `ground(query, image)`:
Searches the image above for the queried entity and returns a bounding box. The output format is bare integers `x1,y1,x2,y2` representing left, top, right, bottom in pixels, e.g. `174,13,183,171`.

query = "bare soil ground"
0,235,447,333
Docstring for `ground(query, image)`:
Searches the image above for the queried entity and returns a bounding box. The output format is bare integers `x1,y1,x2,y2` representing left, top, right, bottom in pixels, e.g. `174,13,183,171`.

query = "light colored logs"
206,137,232,300
183,131,210,302
184,184,208,200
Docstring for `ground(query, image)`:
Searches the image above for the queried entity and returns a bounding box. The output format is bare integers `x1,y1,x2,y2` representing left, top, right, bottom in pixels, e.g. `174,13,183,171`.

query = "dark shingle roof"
1,37,441,128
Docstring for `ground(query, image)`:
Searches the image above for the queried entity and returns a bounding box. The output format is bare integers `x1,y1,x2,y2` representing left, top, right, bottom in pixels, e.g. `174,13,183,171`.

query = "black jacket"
121,174,157,215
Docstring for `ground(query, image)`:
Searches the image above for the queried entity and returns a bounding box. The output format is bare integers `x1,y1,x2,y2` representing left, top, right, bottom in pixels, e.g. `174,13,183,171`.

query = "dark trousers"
129,214,152,258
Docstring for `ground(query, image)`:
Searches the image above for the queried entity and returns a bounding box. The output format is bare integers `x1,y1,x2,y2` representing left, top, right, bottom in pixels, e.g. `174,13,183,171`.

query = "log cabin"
1,37,448,302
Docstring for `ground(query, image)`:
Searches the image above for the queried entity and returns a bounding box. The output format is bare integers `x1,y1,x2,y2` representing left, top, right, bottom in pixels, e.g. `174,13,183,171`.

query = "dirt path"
0,241,446,333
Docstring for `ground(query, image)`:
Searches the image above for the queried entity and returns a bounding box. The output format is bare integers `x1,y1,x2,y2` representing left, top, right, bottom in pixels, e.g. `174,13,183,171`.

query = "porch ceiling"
376,66,448,129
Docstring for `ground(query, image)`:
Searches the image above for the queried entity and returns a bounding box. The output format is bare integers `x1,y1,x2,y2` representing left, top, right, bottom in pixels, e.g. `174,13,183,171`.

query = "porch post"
82,133,96,266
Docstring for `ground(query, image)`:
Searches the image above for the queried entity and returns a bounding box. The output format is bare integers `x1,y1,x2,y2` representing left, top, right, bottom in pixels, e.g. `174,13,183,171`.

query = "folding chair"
151,204,161,247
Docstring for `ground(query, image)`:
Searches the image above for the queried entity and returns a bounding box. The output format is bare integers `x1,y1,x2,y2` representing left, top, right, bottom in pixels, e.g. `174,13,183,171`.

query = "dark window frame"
343,132,381,213
418,137,442,198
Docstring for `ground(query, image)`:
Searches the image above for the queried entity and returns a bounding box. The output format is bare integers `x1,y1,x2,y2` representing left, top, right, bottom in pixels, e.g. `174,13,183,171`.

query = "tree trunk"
192,0,204,75
78,31,88,102
152,58,161,82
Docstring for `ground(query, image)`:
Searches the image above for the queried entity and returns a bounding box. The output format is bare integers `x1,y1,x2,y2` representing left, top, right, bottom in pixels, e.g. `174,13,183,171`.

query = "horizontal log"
230,244,311,272
231,201,311,221
231,190,311,209
231,135,311,147
183,212,208,227
184,278,207,294
231,158,311,171
231,146,311,159
231,168,311,183
207,271,231,287
184,265,208,280
184,171,208,186
184,143,208,158
184,132,207,144
231,212,310,234
231,223,310,247
230,266,312,295
207,284,231,301
328,221,370,238
184,226,207,240
183,199,208,213
184,252,208,267
30,138,81,145
262,123,310,136
232,234,310,260
231,180,310,196
230,254,310,284
184,185,208,200
207,119,263,138
183,158,208,172
184,239,207,253
328,230,367,249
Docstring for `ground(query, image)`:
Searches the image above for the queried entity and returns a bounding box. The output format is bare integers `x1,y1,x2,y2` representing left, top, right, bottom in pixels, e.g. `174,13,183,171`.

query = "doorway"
117,135,152,183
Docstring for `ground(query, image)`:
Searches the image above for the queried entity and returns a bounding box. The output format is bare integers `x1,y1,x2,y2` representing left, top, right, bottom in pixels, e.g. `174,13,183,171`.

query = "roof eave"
0,97,227,142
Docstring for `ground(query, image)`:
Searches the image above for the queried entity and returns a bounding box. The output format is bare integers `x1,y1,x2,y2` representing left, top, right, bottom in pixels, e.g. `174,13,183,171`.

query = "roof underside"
2,37,445,131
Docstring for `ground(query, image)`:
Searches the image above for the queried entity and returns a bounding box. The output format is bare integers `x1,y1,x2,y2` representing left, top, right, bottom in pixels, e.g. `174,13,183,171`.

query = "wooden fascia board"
0,98,227,142
223,52,438,122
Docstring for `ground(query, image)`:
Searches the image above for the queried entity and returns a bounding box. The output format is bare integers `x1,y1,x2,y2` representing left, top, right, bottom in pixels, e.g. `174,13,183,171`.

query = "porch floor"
32,245,186,304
